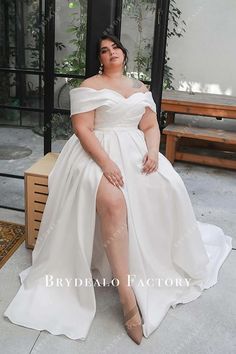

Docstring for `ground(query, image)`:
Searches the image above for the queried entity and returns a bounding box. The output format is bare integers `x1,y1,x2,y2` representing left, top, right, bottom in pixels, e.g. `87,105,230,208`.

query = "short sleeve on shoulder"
69,87,105,117
144,92,157,113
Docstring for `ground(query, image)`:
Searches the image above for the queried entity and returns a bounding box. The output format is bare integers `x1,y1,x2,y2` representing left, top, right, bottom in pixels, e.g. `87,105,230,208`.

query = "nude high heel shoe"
123,303,144,345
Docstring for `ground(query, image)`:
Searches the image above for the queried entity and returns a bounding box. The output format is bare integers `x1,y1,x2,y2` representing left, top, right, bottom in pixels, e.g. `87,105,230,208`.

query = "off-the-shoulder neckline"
70,86,152,100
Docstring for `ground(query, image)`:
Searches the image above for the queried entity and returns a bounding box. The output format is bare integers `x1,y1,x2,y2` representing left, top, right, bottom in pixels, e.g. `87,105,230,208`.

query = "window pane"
24,0,44,71
51,113,73,153
0,0,44,70
120,0,156,82
55,0,87,77
0,72,44,111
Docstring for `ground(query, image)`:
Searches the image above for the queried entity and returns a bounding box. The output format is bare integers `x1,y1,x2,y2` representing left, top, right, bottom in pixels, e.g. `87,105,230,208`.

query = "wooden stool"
163,124,236,170
24,152,59,249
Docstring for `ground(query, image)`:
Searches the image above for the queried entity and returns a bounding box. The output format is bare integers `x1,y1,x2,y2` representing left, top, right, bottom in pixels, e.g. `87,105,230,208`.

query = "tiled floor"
0,160,235,353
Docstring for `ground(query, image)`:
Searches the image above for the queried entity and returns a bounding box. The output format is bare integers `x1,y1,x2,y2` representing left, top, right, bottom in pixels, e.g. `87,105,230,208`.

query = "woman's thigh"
96,175,127,217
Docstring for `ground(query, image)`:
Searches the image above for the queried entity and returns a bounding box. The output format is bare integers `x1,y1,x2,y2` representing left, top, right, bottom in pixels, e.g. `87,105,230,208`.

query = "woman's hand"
142,149,158,175
101,158,124,188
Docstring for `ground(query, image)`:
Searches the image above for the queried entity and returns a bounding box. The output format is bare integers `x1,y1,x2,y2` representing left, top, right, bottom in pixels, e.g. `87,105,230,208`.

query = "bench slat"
176,152,236,170
163,124,236,145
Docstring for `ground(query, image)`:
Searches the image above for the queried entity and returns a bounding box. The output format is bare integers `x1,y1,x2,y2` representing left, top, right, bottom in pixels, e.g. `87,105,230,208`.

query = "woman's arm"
134,81,160,156
138,107,160,173
138,107,160,153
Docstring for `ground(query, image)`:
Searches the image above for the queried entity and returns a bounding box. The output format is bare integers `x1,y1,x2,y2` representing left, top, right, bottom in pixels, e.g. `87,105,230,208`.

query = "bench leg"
165,135,178,163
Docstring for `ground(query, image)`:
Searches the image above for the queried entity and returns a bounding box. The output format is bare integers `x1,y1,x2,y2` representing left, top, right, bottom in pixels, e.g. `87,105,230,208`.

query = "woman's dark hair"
96,34,128,67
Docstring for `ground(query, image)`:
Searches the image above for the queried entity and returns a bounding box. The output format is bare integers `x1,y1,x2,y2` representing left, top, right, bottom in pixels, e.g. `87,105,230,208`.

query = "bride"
3,34,232,345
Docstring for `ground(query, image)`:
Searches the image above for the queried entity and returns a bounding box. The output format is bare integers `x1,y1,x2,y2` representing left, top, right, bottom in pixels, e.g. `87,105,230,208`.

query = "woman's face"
99,39,125,70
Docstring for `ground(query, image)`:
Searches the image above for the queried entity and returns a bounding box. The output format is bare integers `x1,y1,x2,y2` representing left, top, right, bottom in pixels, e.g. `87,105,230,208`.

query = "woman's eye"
101,49,107,54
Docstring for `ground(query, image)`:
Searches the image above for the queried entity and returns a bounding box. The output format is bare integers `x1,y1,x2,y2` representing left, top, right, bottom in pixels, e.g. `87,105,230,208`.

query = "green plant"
123,0,155,81
159,0,186,128
25,0,69,137
25,0,65,89
58,0,87,88
48,0,87,139
165,0,186,89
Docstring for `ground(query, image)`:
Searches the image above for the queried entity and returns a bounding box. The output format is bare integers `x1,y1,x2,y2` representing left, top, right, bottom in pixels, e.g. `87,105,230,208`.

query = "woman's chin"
109,60,122,68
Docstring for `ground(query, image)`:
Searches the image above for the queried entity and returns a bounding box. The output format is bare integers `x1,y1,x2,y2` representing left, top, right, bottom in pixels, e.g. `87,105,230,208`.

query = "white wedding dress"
4,87,232,340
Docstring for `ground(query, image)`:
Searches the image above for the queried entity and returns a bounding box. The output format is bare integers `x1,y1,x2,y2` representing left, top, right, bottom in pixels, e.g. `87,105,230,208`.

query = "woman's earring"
98,63,104,75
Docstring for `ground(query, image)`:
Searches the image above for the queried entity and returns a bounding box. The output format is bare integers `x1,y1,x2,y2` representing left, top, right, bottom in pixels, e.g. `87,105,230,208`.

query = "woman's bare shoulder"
127,77,149,93
79,75,103,89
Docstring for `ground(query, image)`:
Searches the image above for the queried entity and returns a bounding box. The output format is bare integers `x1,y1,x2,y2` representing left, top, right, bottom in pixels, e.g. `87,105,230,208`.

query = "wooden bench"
161,90,236,124
161,90,236,168
24,152,59,249
163,124,236,170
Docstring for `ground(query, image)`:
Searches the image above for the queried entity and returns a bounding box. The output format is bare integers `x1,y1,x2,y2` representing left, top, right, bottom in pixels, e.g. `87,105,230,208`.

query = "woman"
4,35,232,345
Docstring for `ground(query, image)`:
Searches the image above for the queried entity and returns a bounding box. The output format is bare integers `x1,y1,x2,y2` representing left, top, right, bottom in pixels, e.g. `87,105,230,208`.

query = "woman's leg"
96,175,141,327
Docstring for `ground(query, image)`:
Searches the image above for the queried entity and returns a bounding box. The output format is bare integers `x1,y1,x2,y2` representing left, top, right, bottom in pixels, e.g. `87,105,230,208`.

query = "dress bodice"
69,87,157,130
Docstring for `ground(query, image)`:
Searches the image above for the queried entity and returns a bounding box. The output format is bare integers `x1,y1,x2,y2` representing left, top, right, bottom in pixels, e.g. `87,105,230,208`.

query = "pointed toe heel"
123,304,143,345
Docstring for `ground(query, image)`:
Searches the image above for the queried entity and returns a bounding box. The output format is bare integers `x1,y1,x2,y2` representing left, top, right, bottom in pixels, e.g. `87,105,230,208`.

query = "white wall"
167,0,236,95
